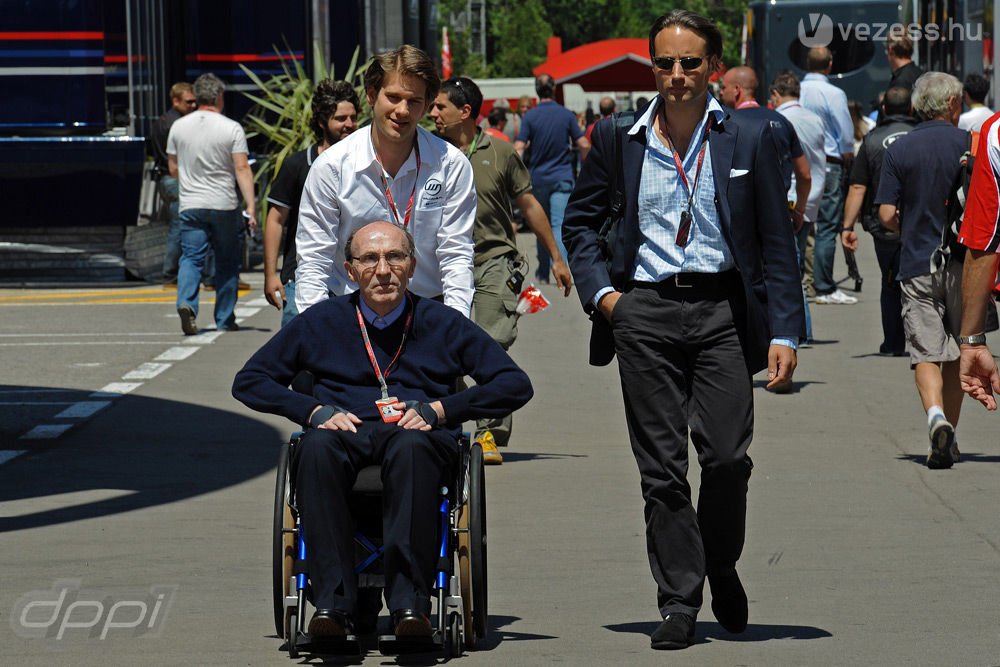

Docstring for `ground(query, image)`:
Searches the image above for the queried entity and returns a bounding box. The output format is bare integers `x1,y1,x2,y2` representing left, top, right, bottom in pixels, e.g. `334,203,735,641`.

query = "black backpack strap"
597,111,636,259
937,131,975,269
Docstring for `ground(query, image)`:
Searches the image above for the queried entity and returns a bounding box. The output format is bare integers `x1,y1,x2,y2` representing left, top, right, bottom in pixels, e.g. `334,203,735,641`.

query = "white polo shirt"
294,125,477,315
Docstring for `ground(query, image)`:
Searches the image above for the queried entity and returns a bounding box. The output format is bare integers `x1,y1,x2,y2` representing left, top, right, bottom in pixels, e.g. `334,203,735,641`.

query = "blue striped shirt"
632,95,733,281
799,73,854,158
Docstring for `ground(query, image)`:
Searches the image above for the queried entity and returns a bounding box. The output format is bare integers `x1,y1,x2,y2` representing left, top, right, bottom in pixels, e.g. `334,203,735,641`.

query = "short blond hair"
363,45,439,102
169,82,193,100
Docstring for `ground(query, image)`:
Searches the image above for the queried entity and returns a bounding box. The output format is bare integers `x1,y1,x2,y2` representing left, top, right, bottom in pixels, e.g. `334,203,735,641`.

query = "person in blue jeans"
167,73,256,334
148,82,196,284
514,74,590,283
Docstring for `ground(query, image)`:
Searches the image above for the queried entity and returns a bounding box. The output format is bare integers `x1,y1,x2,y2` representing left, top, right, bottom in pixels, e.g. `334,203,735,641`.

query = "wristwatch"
958,334,987,346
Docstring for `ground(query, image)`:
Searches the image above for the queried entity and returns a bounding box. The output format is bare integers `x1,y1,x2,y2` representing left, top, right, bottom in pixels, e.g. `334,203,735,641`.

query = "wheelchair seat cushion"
352,465,383,494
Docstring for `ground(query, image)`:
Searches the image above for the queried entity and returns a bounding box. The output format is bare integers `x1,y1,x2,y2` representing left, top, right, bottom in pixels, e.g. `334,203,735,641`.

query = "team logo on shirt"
421,178,444,208
882,131,907,149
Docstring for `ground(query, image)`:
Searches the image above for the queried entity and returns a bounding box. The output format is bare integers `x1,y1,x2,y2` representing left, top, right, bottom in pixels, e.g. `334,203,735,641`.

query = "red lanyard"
372,131,421,228
662,112,713,199
356,304,414,400
661,112,714,247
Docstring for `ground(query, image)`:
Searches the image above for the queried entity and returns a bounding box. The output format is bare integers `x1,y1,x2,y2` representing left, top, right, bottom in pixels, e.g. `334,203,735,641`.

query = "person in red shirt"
483,107,511,142
958,110,1000,409
584,96,616,142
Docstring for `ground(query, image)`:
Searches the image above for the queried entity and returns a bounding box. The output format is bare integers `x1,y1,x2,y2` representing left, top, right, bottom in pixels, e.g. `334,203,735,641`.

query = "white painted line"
184,331,223,345
21,424,73,440
0,451,27,465
122,362,172,380
54,401,112,419
92,382,143,396
245,297,270,307
234,307,260,318
155,346,200,361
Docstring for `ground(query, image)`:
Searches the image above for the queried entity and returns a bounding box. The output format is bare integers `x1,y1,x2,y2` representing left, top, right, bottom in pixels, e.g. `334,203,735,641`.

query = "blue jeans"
531,180,572,281
159,176,181,280
813,163,844,295
281,280,299,328
177,208,242,329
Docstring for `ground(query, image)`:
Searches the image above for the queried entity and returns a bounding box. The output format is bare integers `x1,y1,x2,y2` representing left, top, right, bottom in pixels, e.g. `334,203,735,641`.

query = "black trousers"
873,237,906,354
612,277,754,618
292,423,457,615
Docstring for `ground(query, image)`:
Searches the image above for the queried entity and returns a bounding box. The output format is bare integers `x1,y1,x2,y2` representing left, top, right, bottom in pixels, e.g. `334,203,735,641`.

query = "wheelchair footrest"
377,634,440,655
295,634,362,656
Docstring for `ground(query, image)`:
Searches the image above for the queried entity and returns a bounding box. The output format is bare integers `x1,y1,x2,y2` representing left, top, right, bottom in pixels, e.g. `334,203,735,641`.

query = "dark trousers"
612,278,754,618
292,423,457,615
873,237,906,354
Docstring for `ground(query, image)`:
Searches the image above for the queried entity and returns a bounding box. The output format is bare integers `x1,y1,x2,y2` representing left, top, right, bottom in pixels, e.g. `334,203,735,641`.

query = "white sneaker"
814,289,858,305
927,416,955,469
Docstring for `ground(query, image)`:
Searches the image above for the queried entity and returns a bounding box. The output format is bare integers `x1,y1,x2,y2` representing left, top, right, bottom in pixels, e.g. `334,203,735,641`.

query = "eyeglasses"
652,56,704,72
182,99,197,106
351,251,410,269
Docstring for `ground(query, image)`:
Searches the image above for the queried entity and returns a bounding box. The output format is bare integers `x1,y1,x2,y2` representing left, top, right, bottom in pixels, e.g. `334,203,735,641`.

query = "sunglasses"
652,56,704,72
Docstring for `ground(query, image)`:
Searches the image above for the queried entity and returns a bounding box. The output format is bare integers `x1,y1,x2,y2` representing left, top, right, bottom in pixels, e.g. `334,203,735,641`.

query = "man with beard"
264,80,360,325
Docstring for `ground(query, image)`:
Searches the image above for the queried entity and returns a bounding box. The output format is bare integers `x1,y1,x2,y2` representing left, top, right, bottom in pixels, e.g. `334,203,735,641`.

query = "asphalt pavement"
2,235,999,665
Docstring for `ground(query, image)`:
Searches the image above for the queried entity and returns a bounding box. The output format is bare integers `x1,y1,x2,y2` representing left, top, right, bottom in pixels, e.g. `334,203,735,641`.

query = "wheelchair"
272,428,488,659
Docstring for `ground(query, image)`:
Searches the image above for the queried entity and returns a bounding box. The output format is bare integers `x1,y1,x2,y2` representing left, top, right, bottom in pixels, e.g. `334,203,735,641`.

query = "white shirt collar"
628,94,726,137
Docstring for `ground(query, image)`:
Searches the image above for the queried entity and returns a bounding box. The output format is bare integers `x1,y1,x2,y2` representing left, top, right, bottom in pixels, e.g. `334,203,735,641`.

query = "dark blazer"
562,105,805,372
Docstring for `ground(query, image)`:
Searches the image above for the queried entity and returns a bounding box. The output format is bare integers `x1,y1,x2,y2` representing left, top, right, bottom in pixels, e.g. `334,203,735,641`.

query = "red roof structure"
533,37,654,91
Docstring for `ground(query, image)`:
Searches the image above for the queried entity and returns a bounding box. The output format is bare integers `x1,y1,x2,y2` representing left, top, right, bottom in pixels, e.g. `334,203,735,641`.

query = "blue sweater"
232,292,533,433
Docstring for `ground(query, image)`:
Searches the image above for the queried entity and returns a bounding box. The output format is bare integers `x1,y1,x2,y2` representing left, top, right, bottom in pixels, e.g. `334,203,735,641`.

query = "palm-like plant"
240,43,369,221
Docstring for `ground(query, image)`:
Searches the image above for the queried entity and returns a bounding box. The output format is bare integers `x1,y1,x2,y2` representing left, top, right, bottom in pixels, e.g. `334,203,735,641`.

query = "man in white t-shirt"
294,45,476,315
958,72,993,133
167,73,256,335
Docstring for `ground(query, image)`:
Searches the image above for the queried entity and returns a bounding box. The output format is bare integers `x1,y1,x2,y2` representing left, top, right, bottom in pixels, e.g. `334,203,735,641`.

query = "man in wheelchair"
233,221,532,641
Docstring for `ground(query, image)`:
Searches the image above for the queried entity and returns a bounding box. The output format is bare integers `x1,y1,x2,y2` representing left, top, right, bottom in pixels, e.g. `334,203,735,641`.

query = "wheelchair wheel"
445,611,461,660
458,442,488,649
272,441,295,639
469,442,488,642
287,610,299,658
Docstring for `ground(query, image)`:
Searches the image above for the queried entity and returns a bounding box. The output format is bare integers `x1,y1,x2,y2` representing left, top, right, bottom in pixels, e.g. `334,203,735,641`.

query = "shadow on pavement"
800,338,840,346
0,385,285,533
499,452,588,463
475,614,558,650
605,620,831,642
752,380,826,393
896,453,1000,465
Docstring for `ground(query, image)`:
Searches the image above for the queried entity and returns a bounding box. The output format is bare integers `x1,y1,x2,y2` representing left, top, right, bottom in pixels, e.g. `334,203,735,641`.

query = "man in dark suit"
562,10,804,651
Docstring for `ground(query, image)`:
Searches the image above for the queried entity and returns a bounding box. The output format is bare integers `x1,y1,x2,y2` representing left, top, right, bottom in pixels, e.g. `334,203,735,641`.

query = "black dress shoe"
709,571,748,633
650,613,695,650
390,609,432,637
308,609,353,638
